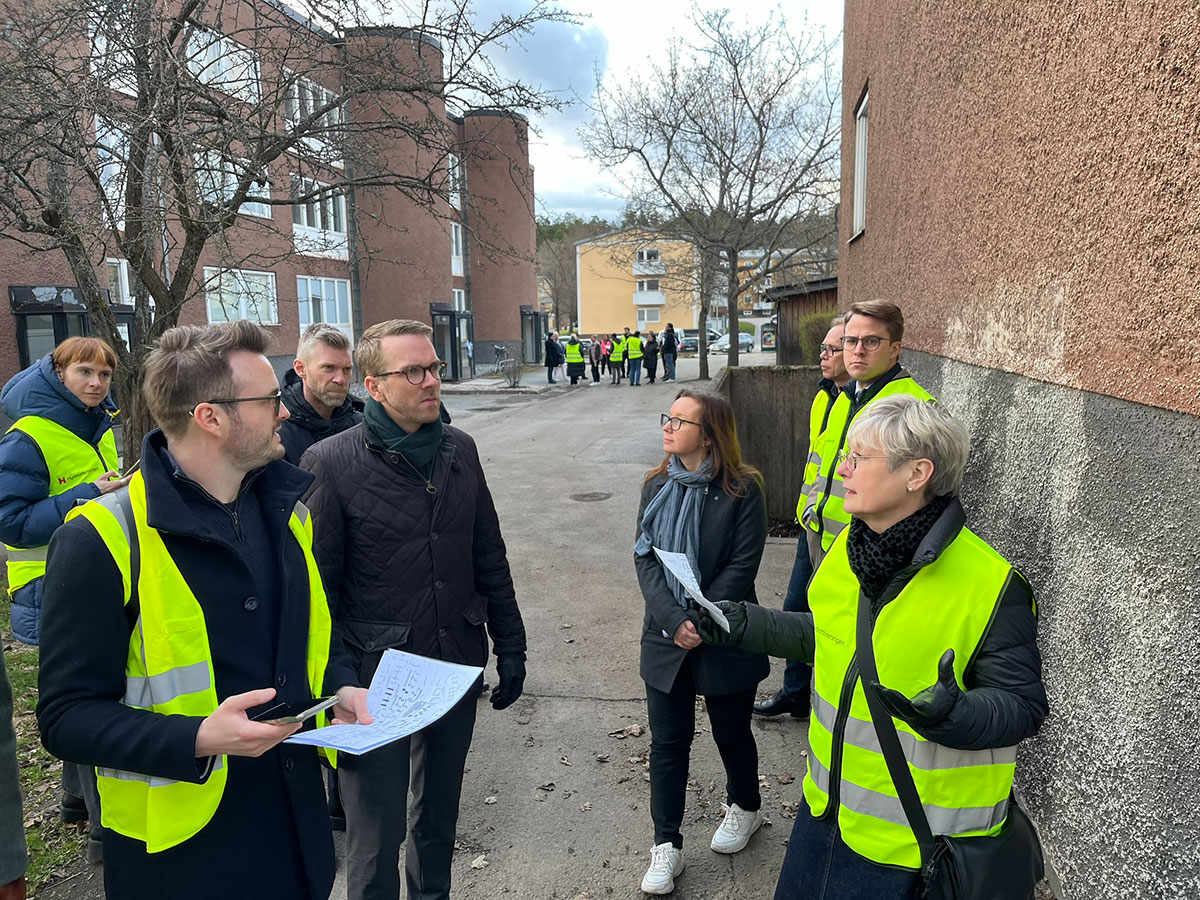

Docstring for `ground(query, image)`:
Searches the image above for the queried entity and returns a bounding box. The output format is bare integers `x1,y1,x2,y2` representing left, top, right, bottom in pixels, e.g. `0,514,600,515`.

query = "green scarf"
363,397,445,478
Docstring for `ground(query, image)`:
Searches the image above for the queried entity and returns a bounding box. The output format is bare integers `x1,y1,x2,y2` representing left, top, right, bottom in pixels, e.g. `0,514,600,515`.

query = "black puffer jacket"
278,369,364,465
300,423,525,684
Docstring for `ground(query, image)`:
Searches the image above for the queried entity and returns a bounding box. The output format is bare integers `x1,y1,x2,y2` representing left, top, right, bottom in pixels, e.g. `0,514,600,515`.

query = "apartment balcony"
633,260,666,276
633,291,666,306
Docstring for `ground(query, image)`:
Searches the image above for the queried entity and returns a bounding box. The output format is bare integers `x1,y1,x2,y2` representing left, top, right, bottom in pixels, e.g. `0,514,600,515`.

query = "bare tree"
579,7,840,378
536,211,612,330
0,0,573,458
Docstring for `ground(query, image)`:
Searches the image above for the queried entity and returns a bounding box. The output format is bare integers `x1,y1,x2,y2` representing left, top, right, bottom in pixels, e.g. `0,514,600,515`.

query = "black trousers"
340,677,480,900
646,359,658,383
591,363,601,382
645,662,760,849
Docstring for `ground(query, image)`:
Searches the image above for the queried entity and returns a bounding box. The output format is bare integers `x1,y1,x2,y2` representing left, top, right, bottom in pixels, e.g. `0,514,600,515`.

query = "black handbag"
854,593,1045,900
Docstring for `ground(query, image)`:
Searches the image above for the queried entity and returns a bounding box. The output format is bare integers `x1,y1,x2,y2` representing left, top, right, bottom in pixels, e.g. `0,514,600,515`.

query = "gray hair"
297,323,350,361
847,395,969,498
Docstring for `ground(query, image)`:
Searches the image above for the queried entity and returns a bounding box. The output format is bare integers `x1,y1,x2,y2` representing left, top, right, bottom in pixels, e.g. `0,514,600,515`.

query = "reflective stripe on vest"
795,389,834,524
801,526,1016,868
565,342,585,363
626,337,643,359
66,475,332,853
809,379,934,548
4,416,118,592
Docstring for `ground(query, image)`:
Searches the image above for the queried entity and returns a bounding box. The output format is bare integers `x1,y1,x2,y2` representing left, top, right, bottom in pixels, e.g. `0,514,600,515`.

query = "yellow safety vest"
565,342,585,364
4,416,118,592
67,473,332,853
626,336,643,359
803,526,1019,868
794,385,837,525
809,377,934,550
611,340,625,362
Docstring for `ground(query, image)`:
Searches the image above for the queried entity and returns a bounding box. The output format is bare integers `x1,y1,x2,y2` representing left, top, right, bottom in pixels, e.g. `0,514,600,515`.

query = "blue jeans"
628,358,642,384
662,353,676,380
774,800,920,900
779,537,814,702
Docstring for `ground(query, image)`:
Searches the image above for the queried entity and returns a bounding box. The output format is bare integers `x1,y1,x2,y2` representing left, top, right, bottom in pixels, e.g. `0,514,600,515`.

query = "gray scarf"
634,455,713,607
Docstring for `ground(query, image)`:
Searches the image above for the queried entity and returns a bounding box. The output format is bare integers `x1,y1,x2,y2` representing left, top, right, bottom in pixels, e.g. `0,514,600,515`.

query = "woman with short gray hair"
700,394,1048,900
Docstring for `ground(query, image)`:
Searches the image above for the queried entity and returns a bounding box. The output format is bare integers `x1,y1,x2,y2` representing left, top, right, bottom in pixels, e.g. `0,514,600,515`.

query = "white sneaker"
640,842,684,894
709,803,764,854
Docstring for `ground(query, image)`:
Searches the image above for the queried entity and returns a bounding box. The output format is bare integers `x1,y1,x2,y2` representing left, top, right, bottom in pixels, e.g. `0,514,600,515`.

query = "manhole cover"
470,406,508,412
569,492,613,503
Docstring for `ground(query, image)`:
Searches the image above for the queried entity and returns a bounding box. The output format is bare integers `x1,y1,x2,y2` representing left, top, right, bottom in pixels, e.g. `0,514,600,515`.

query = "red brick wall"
460,111,535,344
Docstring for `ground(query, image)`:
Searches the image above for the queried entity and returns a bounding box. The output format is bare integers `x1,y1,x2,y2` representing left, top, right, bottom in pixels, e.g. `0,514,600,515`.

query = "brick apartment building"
0,2,538,385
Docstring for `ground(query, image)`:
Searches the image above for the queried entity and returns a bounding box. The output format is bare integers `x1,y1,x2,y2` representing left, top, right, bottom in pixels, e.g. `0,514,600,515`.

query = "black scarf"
846,494,953,605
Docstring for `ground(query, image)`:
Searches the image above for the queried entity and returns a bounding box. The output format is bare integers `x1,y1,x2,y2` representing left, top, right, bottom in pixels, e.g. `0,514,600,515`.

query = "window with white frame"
194,151,271,218
636,308,660,324
452,288,466,312
187,30,261,103
448,154,463,209
297,275,352,339
636,279,660,292
451,222,464,276
852,91,869,236
636,248,660,263
89,18,137,96
291,176,347,257
105,259,131,303
95,117,127,223
204,267,278,324
284,75,343,159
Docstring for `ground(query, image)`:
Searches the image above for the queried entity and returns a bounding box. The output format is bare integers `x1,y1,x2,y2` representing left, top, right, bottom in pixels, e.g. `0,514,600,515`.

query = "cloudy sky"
466,0,845,223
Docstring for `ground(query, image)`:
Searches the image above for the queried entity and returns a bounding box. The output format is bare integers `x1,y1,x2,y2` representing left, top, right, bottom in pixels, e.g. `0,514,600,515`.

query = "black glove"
870,648,960,727
490,653,526,710
696,601,747,645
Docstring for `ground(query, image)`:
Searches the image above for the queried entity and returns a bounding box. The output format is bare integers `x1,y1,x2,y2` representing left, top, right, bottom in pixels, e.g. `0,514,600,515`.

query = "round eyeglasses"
374,362,447,385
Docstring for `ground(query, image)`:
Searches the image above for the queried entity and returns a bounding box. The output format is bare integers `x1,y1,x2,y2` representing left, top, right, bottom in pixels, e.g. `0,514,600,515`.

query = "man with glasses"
36,321,370,900
806,300,933,558
301,319,527,900
755,315,851,720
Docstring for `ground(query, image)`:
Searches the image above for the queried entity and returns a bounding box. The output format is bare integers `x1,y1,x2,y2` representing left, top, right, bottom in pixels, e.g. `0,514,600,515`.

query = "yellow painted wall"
576,230,698,339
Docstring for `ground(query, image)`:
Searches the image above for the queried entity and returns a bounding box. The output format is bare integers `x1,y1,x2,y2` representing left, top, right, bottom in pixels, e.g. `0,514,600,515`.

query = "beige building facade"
575,229,698,337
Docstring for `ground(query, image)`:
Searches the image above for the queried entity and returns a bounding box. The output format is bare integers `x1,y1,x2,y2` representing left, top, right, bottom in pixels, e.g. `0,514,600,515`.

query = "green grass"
3,591,90,893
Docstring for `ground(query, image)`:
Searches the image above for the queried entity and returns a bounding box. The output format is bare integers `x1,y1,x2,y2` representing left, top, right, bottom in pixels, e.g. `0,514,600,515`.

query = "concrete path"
42,351,814,900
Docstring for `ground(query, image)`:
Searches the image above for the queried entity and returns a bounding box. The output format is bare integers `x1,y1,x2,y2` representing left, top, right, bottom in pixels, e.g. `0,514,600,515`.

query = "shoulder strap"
87,487,141,631
855,591,937,866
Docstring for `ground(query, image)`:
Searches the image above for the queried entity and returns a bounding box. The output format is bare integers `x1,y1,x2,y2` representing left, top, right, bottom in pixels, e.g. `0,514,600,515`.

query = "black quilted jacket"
300,423,525,683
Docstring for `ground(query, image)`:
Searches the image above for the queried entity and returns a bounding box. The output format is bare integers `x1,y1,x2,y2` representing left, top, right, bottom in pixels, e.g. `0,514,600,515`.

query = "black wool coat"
301,423,526,685
635,472,770,695
37,430,358,900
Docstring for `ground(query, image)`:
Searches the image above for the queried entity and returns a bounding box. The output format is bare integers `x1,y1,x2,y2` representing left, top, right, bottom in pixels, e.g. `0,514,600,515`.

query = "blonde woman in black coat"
633,389,769,895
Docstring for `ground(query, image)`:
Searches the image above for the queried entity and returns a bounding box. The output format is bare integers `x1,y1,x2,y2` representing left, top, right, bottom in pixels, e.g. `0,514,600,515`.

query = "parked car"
710,332,754,353
678,328,721,353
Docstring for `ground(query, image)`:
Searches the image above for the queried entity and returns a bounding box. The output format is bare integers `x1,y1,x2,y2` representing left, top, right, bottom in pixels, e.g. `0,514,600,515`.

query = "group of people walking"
633,300,1048,899
0,300,1048,900
544,324,680,386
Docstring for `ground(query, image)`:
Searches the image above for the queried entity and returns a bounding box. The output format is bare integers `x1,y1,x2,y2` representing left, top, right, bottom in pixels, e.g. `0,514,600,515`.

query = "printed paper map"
285,650,483,755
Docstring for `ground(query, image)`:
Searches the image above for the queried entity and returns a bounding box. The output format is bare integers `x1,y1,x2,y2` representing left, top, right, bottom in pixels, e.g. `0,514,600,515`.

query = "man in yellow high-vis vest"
805,300,933,558
755,315,850,720
36,321,371,900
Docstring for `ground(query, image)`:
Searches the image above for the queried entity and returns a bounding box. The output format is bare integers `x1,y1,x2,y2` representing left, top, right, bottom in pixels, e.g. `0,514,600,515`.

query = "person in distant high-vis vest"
699,396,1047,900
36,321,370,900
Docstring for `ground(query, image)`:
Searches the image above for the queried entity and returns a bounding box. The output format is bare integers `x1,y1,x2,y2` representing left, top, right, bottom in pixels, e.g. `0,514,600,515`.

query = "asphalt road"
41,351,812,900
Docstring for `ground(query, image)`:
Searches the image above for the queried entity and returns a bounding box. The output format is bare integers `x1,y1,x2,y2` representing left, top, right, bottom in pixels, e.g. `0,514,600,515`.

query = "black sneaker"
752,691,810,719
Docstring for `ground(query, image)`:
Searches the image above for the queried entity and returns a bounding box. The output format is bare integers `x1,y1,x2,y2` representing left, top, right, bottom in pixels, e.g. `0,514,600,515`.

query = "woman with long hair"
633,389,769,894
699,395,1048,900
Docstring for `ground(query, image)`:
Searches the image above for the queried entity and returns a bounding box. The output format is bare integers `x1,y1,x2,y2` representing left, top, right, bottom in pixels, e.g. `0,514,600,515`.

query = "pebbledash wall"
842,2,1200,898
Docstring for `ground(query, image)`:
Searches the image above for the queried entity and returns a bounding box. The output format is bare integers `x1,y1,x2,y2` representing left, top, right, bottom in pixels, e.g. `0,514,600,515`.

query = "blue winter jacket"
0,356,119,644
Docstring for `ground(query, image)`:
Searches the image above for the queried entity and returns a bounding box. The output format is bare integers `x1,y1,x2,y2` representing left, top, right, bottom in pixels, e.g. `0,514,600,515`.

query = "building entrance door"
430,306,474,382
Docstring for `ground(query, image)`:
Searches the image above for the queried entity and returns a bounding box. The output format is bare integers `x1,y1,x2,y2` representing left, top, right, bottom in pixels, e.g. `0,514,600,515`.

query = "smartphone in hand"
252,695,340,726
